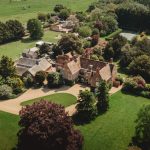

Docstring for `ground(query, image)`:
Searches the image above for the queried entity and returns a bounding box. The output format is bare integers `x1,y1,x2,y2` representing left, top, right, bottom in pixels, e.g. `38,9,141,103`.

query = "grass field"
0,30,60,60
77,91,150,150
0,0,95,23
1,92,150,150
0,111,19,150
21,93,77,107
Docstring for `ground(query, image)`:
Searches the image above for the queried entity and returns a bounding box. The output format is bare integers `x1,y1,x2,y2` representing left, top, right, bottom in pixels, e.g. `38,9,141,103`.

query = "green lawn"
0,30,60,60
21,93,77,107
0,111,19,150
77,91,150,150
0,0,95,24
1,92,150,150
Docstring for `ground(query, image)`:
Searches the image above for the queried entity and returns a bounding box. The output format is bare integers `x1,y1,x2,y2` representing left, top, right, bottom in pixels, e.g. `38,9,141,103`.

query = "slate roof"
16,57,38,68
28,58,51,76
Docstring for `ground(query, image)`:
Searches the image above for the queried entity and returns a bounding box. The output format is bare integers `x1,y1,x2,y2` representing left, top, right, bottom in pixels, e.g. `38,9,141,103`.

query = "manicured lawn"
77,91,150,150
21,93,77,107
0,0,95,23
0,30,60,60
0,111,19,150
1,92,150,150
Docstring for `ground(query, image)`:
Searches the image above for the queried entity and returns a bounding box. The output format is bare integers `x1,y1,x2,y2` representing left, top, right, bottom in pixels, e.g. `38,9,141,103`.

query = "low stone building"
56,52,117,87
15,57,52,77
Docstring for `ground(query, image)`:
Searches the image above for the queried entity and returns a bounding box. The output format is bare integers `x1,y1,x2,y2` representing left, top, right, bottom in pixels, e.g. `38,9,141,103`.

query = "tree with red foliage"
17,101,83,150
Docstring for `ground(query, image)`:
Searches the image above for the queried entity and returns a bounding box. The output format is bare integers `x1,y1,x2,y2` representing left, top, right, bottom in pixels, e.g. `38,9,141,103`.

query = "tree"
76,12,86,22
6,77,24,94
35,71,46,86
128,55,150,82
92,28,100,36
0,56,16,78
78,26,92,38
17,101,83,150
96,80,109,112
132,105,150,150
27,19,43,40
75,90,97,122
54,4,65,12
91,54,99,60
47,72,63,88
59,9,70,20
56,33,82,54
6,20,25,40
116,2,150,30
39,43,51,55
38,13,47,22
0,84,13,100
104,35,127,60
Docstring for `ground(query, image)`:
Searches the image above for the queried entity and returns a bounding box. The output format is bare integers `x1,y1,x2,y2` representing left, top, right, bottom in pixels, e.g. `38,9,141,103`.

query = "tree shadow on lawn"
72,111,106,126
21,38,37,44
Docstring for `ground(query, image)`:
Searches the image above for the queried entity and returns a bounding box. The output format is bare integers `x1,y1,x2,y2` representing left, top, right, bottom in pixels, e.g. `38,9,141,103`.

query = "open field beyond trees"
1,92,150,150
0,0,96,23
0,30,60,59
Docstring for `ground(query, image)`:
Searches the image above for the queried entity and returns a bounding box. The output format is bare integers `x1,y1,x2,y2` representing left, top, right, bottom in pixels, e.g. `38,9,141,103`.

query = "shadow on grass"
21,38,37,44
72,111,106,126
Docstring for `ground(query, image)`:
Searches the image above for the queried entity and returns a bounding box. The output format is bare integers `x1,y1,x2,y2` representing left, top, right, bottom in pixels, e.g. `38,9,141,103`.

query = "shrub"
78,26,92,38
23,75,34,88
113,81,120,88
59,9,70,20
17,101,83,150
122,78,137,93
140,91,150,99
75,90,97,122
38,13,47,22
35,71,46,86
6,77,24,94
64,79,75,86
0,84,13,99
47,72,63,88
115,76,124,84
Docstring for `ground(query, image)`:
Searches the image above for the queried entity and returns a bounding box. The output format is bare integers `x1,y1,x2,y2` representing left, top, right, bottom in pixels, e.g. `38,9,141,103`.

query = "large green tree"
27,19,43,40
128,55,150,82
47,72,63,88
132,105,150,150
54,33,82,55
0,56,16,78
96,80,109,112
75,90,97,122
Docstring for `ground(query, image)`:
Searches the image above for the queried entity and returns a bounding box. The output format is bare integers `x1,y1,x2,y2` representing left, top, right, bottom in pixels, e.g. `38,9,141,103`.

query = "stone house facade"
56,52,117,87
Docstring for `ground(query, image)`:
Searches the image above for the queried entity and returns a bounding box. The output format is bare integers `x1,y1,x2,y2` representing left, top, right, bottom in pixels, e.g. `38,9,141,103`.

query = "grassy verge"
21,93,77,107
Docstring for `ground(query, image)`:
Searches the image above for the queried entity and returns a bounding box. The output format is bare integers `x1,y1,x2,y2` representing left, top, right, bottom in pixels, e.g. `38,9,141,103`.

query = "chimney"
89,65,93,72
109,58,113,64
